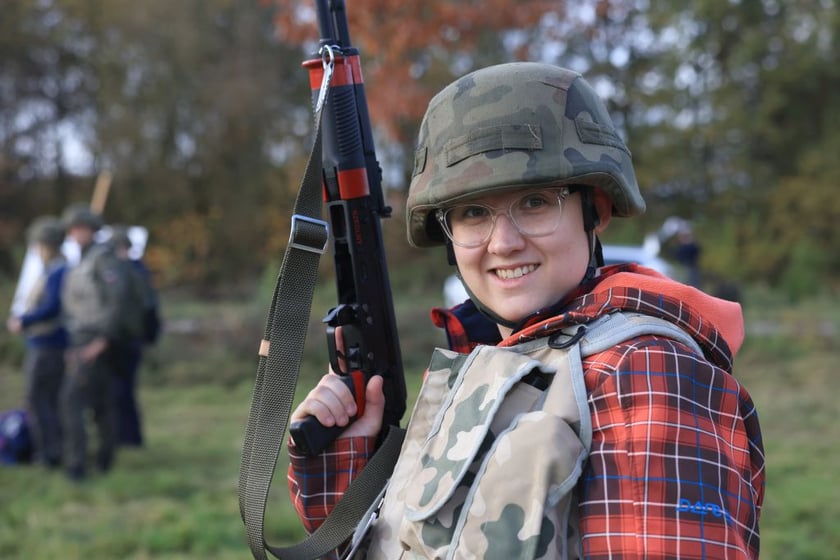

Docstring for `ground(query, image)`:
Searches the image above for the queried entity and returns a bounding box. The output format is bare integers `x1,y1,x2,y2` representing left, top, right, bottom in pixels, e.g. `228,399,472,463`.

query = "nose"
487,213,526,254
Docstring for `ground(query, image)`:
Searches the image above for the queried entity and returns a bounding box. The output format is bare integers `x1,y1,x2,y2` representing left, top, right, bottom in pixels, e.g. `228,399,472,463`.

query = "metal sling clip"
289,214,329,255
315,44,337,114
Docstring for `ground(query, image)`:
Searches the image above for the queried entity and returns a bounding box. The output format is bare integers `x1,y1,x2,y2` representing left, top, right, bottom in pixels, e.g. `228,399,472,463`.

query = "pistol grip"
289,371,366,457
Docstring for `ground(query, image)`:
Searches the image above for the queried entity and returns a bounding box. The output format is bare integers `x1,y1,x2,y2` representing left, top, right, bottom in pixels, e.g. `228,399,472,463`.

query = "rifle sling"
238,112,405,560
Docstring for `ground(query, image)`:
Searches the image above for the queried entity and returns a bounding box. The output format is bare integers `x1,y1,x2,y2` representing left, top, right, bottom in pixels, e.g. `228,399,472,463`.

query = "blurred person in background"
674,228,702,288
60,204,143,481
6,216,69,469
108,226,161,447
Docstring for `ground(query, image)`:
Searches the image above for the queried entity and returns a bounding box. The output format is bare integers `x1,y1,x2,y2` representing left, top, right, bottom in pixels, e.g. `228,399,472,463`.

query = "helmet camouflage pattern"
26,215,65,247
406,62,645,248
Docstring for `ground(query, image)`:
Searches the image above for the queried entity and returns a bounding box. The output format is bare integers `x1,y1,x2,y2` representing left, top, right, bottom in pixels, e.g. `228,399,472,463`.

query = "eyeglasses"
436,187,571,248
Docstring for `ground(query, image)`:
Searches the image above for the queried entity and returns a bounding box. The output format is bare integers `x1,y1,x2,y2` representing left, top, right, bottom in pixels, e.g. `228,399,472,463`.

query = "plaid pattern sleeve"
580,336,765,559
287,435,377,534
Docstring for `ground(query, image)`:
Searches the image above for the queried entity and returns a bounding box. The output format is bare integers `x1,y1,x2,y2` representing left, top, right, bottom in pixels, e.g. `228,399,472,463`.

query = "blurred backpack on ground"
0,409,33,465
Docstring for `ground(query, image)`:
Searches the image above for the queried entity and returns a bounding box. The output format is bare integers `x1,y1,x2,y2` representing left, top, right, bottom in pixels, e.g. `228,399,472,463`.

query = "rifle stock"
289,0,406,457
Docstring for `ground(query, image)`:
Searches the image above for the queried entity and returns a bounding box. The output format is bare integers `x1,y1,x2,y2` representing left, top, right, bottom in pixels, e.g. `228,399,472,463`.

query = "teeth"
495,264,537,279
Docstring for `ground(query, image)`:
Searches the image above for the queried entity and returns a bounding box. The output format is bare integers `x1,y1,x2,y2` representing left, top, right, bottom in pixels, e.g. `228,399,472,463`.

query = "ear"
593,188,613,234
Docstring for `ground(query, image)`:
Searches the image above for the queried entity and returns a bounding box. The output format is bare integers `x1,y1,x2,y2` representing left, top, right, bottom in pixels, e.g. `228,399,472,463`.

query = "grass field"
1,281,838,559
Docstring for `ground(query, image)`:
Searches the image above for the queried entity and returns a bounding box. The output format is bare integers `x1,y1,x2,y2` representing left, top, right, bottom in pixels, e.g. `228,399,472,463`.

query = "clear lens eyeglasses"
436,187,571,248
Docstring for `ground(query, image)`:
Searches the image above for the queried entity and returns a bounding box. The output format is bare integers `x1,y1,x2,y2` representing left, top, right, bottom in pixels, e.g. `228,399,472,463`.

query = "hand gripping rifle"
238,1,406,558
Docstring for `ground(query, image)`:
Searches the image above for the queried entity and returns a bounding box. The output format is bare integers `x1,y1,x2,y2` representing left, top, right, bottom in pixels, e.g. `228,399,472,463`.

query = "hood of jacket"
432,263,743,374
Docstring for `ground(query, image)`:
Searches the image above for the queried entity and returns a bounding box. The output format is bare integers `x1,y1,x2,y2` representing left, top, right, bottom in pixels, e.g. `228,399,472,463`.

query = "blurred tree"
2,0,838,292
0,0,98,270
643,0,840,289
1,0,312,291
270,0,561,143
70,0,315,289
545,0,839,290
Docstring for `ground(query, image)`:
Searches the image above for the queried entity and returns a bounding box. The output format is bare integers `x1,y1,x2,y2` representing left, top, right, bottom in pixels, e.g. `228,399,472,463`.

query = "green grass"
1,280,838,559
0,372,263,559
0,274,441,560
736,294,840,559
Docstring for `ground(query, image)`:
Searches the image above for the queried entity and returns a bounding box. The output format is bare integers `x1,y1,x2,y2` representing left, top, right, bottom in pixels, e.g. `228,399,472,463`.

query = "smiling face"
452,187,611,336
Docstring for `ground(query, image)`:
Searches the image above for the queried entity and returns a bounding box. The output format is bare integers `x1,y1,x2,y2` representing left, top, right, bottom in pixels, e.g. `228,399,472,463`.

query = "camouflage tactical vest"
353,312,703,560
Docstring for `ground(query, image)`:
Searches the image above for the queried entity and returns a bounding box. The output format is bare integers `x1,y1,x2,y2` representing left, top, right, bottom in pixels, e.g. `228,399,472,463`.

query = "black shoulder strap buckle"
548,325,587,350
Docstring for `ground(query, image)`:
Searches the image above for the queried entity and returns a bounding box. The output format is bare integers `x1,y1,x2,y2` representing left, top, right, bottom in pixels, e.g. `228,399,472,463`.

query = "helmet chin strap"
447,186,605,333
580,186,603,282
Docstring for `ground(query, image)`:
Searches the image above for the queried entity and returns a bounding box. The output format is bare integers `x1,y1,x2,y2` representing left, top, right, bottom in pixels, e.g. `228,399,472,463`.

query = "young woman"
288,62,765,559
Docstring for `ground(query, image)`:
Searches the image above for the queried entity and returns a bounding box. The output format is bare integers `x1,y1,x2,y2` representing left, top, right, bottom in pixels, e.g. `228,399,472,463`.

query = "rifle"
289,0,406,457
238,1,406,558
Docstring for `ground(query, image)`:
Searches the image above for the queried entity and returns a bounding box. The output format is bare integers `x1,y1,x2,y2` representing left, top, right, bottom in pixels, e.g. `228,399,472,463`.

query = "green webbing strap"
238,110,405,560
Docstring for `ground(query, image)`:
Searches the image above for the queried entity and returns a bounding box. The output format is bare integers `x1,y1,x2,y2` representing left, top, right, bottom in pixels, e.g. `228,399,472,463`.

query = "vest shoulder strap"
556,311,704,359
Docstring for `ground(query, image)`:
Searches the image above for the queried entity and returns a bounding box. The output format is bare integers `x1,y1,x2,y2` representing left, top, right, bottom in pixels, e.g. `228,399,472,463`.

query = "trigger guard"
326,325,347,375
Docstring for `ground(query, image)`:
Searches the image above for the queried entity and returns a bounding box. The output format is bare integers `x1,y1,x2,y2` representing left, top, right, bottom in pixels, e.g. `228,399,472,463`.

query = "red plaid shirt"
287,264,765,558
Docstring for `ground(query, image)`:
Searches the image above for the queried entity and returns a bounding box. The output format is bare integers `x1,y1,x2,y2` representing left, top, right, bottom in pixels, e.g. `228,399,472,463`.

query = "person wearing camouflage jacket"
287,63,765,558
60,204,138,481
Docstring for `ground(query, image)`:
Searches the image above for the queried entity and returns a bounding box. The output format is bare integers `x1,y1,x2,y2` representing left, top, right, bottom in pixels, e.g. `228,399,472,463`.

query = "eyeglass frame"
435,186,573,248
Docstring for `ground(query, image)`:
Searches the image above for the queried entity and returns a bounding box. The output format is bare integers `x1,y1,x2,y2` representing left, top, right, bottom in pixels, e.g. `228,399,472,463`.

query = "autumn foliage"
269,0,562,141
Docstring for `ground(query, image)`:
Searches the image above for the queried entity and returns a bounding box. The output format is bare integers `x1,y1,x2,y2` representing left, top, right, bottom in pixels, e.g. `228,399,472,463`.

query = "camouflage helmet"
62,202,103,231
26,215,65,247
406,62,646,248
